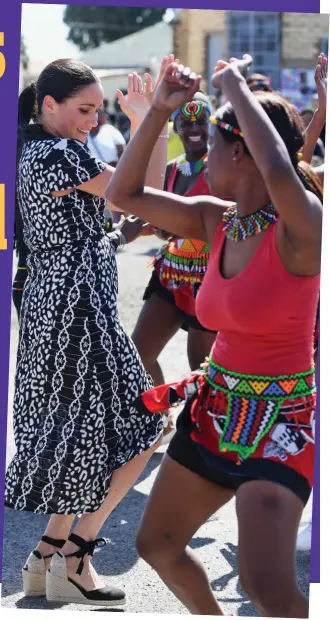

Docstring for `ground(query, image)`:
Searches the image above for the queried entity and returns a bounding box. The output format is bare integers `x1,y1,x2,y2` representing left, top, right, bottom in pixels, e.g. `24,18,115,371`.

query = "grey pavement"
1,236,312,614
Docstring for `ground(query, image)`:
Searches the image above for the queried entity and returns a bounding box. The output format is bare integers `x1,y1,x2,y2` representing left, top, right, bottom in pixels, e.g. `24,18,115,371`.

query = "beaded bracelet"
158,133,170,139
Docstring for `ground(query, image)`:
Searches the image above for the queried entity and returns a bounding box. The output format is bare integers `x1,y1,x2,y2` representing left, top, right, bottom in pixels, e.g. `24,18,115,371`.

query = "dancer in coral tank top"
106,56,322,618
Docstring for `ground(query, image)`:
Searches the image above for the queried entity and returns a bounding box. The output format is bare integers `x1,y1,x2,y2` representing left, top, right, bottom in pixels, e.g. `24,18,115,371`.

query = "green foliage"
20,36,29,70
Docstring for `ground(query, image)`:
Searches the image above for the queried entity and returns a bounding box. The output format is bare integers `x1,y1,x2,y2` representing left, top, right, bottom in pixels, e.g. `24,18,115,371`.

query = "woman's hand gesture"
315,52,327,116
151,62,202,115
211,54,253,90
116,55,179,121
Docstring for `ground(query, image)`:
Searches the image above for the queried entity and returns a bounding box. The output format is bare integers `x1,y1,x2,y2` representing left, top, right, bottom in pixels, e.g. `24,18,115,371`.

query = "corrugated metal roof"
80,21,173,69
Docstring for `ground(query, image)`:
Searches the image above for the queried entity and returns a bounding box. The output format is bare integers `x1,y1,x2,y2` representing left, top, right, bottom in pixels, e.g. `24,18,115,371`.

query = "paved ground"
1,236,312,614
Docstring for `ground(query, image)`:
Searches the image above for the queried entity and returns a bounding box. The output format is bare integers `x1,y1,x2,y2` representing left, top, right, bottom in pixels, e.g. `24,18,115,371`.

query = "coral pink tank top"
196,221,320,376
166,163,211,257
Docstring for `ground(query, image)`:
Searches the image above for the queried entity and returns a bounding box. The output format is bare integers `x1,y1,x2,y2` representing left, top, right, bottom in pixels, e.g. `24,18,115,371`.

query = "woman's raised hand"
115,55,180,121
143,54,179,106
211,54,253,90
315,52,327,116
116,73,150,122
151,62,202,115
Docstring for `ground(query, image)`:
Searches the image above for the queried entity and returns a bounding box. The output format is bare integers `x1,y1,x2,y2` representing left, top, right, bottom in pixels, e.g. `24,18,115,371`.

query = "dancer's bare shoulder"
185,195,235,244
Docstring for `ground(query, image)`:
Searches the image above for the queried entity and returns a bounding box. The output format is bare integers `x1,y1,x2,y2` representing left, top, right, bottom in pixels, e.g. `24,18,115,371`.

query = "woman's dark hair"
215,91,323,202
18,58,99,127
15,59,99,256
246,73,272,93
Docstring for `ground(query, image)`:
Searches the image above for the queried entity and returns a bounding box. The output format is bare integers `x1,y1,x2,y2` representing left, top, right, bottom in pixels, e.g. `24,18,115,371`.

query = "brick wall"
173,10,227,90
173,10,329,83
281,12,329,68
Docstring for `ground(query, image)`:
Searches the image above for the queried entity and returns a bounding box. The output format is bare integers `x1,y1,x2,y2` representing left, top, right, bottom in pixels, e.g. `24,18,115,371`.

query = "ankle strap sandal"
65,533,107,576
36,535,66,559
46,533,126,607
22,536,67,598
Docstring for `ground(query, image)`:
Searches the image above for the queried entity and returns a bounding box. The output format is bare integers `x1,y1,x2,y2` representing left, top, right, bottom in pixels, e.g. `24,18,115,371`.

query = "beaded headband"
172,100,211,123
209,117,304,163
209,116,244,138
248,79,271,90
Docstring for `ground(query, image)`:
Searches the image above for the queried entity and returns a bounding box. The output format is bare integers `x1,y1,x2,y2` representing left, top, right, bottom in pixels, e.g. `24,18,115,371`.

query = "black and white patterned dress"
5,127,163,515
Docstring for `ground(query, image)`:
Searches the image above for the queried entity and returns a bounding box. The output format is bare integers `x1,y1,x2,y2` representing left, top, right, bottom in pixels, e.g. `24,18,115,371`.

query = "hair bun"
18,81,38,127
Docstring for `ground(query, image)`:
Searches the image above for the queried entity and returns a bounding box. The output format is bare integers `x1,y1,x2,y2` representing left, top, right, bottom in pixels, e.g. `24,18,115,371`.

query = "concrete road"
1,236,312,614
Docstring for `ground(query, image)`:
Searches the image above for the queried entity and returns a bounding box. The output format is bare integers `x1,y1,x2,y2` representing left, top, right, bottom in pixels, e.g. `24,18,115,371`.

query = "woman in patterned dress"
5,57,171,607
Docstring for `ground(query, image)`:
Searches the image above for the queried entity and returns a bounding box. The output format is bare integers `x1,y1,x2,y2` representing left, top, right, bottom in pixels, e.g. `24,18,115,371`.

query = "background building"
173,10,329,107
20,8,329,113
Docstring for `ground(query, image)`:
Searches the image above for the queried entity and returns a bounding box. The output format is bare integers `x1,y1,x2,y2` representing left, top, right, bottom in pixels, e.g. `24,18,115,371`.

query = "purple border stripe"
0,0,321,592
0,1,22,580
26,1,321,14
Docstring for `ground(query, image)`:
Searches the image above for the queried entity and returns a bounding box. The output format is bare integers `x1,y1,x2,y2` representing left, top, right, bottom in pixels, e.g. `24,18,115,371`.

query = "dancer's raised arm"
301,53,327,166
106,63,228,241
211,55,322,245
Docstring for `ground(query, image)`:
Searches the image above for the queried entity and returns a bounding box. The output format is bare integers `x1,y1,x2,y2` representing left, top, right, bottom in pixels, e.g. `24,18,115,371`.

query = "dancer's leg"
236,480,308,618
136,454,234,615
132,294,182,386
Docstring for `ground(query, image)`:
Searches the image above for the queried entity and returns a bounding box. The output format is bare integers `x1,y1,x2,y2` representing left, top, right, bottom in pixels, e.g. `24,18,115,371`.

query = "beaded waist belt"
134,357,316,461
203,357,316,459
152,244,210,285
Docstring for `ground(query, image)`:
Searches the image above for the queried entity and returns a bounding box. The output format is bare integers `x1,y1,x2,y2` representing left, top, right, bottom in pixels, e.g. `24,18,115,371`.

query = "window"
227,11,281,89
321,38,328,56
255,55,264,66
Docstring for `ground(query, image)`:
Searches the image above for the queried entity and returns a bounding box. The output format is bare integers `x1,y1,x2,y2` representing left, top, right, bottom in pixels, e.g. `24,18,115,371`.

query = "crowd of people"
7,48,326,617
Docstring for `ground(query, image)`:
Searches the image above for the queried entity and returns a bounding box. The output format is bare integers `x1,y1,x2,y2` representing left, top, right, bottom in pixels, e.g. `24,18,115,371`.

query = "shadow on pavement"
211,540,311,617
1,447,313,616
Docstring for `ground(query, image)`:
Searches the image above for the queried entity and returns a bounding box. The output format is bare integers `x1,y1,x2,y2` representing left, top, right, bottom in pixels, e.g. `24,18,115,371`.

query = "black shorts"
167,409,311,506
143,270,215,333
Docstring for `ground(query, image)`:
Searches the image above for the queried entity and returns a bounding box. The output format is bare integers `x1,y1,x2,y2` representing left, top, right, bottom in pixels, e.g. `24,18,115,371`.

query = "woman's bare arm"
301,110,325,165
106,91,228,241
301,53,327,164
213,58,322,245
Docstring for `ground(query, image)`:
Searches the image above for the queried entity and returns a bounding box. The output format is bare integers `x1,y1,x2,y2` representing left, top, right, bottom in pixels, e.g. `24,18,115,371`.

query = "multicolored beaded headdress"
172,100,211,123
248,78,271,91
209,115,244,138
180,101,205,121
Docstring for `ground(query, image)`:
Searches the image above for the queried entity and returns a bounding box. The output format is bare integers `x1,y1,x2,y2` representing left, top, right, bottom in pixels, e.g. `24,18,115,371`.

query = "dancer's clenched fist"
151,62,202,114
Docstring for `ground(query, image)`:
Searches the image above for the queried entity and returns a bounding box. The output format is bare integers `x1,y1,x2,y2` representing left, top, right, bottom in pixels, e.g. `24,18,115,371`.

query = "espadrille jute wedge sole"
22,564,47,598
22,536,66,598
46,570,126,607
46,533,126,607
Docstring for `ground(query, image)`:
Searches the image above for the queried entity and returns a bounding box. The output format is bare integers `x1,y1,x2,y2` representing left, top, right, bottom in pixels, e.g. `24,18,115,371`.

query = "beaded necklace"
176,152,207,177
222,203,277,241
